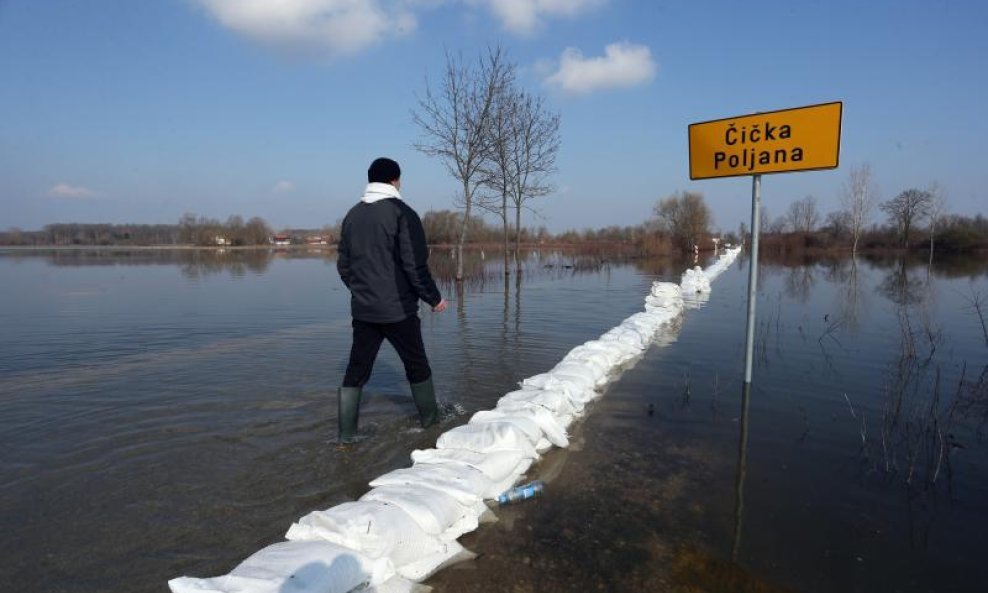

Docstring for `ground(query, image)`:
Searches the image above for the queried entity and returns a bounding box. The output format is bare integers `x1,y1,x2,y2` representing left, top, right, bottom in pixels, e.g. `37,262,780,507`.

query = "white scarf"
361,182,402,203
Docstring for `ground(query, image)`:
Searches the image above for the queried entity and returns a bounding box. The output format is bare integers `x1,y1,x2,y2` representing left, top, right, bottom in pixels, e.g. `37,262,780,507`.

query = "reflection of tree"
40,248,275,277
824,257,866,332
783,264,815,303
178,249,273,279
877,259,926,307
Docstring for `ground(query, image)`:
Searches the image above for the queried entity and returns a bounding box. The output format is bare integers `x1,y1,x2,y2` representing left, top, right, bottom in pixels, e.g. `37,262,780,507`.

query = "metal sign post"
743,174,761,384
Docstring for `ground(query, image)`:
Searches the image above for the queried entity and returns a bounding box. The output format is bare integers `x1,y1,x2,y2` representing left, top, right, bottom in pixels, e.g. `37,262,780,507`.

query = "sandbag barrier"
169,248,741,593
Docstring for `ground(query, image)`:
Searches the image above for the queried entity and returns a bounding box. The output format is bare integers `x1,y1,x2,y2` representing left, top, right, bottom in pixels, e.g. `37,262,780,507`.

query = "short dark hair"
368,157,401,183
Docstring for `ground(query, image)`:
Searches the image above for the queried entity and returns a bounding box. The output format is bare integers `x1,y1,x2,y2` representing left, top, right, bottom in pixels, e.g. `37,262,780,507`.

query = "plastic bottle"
497,480,544,505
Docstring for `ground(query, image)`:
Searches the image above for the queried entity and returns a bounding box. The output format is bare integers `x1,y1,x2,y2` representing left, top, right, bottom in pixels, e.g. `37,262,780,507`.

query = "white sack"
360,485,479,540
599,326,646,350
284,501,468,582
563,343,620,369
435,421,539,460
576,339,640,366
495,392,578,427
168,540,393,593
410,448,532,486
550,361,605,389
522,375,597,408
473,406,569,448
368,465,490,505
469,411,544,444
680,266,712,294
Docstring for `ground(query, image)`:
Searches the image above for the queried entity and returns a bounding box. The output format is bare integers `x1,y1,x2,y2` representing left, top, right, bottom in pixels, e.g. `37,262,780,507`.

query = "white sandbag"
360,485,479,541
556,382,598,406
411,448,532,485
168,540,393,593
498,388,581,419
578,338,640,366
469,411,544,444
495,399,576,434
285,501,467,582
533,374,598,406
624,311,667,336
703,247,740,281
680,266,712,294
599,326,646,350
561,355,609,379
435,421,539,459
551,361,605,389
520,373,553,390
474,406,569,448
368,465,490,505
650,281,683,301
563,343,620,369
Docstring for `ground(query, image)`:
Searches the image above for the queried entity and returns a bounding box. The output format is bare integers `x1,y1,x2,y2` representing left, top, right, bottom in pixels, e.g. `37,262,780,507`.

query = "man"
336,157,448,444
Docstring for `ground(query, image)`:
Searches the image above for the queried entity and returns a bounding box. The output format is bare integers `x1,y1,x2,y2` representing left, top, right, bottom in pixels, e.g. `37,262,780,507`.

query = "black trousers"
342,315,432,387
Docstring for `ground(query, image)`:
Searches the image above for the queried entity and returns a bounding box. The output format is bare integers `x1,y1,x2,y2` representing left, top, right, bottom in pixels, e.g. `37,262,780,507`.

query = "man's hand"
432,299,448,313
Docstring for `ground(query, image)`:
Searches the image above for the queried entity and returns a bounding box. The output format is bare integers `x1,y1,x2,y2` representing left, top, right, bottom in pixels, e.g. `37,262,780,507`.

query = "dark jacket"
337,198,442,323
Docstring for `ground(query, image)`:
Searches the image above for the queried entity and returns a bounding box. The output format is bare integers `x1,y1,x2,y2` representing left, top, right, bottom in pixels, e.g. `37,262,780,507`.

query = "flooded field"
1,248,986,592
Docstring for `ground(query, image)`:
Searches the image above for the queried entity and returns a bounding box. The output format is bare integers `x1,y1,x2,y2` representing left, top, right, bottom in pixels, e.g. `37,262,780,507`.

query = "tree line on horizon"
4,162,986,254
3,196,986,255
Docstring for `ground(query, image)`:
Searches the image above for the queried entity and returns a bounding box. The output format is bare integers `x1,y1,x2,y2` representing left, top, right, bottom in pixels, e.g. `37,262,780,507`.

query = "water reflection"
783,264,815,303
12,248,284,277
876,259,927,307
823,257,866,332
731,381,752,563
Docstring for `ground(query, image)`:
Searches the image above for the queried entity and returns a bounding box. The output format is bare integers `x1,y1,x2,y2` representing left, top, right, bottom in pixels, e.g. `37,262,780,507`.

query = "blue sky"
1,0,986,233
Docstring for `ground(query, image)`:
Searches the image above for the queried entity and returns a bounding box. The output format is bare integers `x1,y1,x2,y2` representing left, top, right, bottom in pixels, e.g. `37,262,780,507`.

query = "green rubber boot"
410,377,438,429
338,386,362,443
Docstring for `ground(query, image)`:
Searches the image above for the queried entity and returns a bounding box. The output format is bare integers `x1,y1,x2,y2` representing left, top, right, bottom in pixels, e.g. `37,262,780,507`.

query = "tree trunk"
457,181,469,282
514,202,522,272
503,191,509,276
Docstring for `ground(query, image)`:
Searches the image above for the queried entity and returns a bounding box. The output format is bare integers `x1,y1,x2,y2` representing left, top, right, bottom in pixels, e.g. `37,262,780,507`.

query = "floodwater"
1,248,986,593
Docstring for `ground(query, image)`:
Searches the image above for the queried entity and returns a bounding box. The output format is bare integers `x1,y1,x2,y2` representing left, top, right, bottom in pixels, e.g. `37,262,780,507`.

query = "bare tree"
413,48,510,281
476,63,518,276
881,188,932,248
840,163,879,255
824,210,852,239
506,91,559,267
479,71,560,274
787,195,821,233
654,191,711,251
926,181,947,265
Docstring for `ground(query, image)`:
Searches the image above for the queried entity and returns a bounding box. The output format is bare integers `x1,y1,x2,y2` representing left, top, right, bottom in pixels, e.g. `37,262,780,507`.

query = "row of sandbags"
168,247,741,593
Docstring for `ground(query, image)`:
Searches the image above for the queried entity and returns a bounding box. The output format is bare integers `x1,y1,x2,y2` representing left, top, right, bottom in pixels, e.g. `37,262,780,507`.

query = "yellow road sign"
688,101,842,180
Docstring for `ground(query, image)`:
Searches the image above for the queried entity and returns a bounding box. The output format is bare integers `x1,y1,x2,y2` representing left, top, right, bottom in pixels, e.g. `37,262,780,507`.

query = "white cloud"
197,0,417,57
480,0,605,34
273,180,296,193
544,42,657,95
47,183,101,199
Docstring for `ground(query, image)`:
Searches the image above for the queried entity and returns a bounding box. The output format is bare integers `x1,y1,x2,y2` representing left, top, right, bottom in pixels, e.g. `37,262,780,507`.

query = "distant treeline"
0,214,323,247
4,200,987,255
759,212,988,254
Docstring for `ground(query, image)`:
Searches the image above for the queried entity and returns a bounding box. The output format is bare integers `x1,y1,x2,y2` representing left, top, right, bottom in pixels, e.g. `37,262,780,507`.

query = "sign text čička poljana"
688,102,842,180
